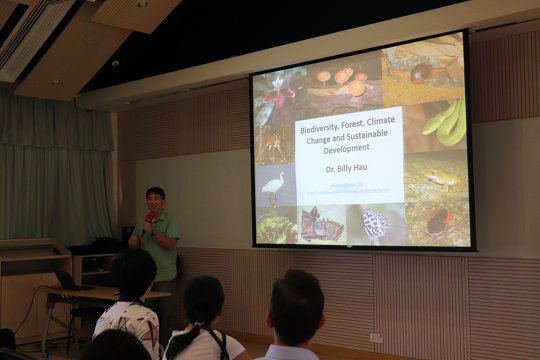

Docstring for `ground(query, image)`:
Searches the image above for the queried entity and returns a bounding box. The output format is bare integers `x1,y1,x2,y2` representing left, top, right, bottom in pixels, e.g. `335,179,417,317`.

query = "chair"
65,307,104,355
0,329,15,350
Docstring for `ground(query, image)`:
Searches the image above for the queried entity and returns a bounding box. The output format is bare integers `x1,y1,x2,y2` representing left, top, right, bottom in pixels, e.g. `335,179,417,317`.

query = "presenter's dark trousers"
146,278,179,347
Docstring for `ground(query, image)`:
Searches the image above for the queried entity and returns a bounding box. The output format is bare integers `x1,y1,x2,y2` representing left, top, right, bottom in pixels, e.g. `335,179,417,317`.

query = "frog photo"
424,169,465,193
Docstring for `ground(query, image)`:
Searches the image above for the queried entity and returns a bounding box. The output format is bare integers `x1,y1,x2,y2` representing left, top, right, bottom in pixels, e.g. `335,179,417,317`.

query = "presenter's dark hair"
165,276,225,359
269,268,324,346
82,329,151,360
146,186,166,199
110,249,157,299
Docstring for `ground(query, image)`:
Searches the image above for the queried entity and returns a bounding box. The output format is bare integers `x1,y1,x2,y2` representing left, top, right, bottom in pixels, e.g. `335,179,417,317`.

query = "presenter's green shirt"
133,210,180,282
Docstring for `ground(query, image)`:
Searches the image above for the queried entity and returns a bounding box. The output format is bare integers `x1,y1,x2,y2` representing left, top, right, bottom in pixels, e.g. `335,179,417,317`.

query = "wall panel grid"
225,88,250,149
176,249,540,359
119,102,177,160
230,250,294,335
119,89,249,161
192,95,227,153
373,255,470,360
468,258,540,360
176,248,232,329
469,30,539,123
173,97,195,154
295,251,375,351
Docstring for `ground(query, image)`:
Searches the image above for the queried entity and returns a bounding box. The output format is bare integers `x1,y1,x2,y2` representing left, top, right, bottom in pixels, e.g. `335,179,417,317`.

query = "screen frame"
249,29,477,252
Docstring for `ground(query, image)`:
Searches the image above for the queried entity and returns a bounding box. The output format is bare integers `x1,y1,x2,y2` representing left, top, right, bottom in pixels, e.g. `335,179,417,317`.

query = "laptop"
55,271,95,291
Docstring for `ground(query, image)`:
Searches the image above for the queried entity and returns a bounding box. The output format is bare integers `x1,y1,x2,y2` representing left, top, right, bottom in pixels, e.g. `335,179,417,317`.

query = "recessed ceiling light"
84,32,103,44
137,0,149,8
111,60,120,67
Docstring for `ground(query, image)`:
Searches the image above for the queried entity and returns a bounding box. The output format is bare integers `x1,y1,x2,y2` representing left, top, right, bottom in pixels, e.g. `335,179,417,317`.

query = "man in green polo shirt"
128,186,180,348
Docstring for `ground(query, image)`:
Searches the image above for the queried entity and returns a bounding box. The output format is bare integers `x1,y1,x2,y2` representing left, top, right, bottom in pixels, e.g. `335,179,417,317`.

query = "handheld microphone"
141,212,154,236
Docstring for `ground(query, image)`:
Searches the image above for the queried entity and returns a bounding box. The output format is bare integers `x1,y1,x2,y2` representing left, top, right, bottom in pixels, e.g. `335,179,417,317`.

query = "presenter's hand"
142,221,152,236
127,234,140,248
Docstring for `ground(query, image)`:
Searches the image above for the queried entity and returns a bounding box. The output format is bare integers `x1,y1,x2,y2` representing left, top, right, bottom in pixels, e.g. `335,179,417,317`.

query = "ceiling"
84,0,469,90
0,0,467,102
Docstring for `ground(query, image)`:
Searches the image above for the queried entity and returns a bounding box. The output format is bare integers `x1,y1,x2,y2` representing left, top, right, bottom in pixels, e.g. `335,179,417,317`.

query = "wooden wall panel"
192,94,226,153
229,249,294,334
119,86,247,160
296,251,375,351
173,97,195,154
468,258,540,360
177,248,232,329
469,30,540,123
119,102,177,160
176,249,540,359
225,87,250,150
373,255,470,360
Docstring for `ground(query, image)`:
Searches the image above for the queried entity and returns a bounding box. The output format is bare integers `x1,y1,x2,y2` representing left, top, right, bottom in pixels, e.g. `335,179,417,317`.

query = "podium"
0,238,72,344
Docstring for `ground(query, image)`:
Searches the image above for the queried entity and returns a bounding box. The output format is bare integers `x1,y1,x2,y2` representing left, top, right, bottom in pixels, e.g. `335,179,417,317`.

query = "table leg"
40,294,56,358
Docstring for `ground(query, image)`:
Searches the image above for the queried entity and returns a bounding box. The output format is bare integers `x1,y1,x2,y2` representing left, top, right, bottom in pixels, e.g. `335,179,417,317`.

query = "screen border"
249,29,477,253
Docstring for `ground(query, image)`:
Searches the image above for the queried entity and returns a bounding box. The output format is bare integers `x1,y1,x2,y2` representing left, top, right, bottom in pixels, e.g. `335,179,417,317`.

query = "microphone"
141,212,154,236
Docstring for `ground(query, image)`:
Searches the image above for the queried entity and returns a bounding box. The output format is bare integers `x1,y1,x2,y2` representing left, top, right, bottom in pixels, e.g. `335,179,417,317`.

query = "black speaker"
121,226,134,242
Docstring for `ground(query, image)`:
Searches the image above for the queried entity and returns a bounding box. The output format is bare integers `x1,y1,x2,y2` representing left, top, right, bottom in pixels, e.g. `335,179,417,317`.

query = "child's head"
82,329,151,360
183,276,225,325
269,268,324,346
110,249,157,299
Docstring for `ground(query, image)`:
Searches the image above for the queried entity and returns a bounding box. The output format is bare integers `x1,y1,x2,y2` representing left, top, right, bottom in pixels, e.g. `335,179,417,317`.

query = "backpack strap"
207,328,230,360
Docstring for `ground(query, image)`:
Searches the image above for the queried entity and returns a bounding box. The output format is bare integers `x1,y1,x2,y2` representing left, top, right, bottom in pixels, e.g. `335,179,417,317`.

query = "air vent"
0,0,75,82
0,4,28,48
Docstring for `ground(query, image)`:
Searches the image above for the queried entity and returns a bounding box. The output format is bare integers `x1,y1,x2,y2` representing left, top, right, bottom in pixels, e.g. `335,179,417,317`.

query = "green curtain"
0,86,114,246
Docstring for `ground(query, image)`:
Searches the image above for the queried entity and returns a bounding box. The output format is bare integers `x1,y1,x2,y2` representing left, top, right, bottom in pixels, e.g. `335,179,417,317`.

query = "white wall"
137,150,252,249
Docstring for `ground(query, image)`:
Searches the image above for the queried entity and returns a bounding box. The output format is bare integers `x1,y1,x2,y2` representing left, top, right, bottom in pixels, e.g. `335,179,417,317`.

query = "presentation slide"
251,30,475,250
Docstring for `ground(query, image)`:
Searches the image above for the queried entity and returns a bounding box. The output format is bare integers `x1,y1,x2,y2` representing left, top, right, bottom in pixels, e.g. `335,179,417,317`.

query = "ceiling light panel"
91,0,182,34
15,1,131,101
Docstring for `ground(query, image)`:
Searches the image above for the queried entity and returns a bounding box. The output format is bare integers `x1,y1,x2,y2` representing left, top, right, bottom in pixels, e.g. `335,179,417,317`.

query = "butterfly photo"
300,206,345,242
362,208,390,245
